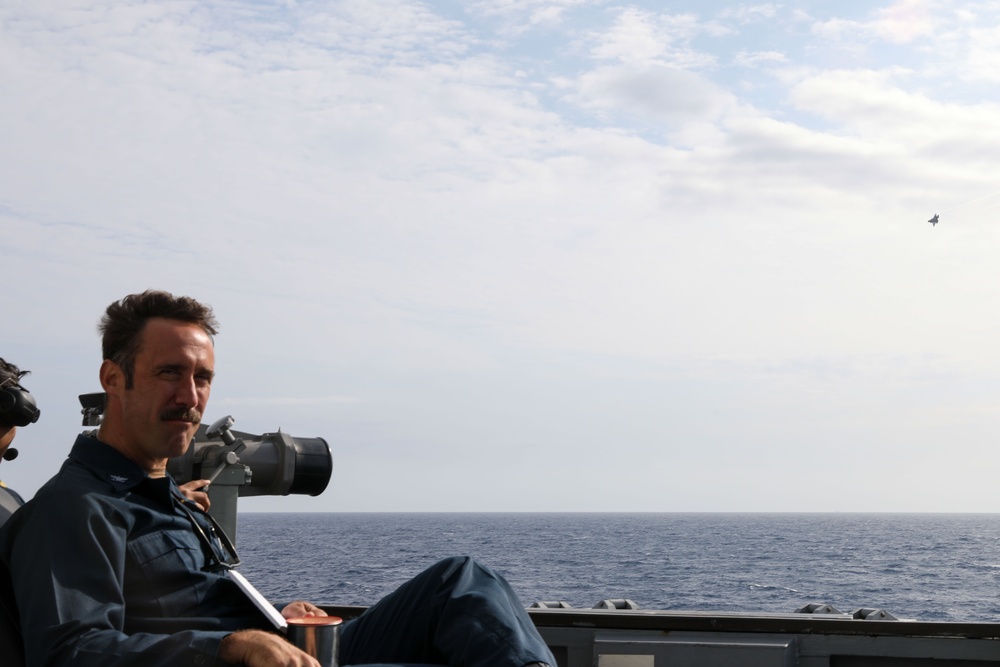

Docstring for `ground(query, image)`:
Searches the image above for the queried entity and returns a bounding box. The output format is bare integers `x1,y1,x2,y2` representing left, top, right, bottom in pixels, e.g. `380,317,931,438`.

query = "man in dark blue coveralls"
0,290,556,667
0,357,40,525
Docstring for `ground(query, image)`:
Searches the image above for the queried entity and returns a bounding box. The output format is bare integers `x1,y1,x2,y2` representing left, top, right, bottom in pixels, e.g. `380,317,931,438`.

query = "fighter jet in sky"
928,214,939,226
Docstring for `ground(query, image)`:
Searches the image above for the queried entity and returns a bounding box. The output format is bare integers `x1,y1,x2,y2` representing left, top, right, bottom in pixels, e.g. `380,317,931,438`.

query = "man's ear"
99,359,125,395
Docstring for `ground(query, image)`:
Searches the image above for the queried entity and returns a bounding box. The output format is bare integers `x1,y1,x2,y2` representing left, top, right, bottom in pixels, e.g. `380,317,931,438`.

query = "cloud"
872,0,936,44
590,7,715,68
566,62,734,135
468,0,590,30
556,7,738,134
716,3,781,24
809,1,937,47
963,23,1000,82
788,68,1000,160
733,50,788,67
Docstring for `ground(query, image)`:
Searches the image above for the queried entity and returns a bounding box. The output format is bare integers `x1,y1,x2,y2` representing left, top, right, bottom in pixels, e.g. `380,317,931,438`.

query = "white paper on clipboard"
228,569,288,631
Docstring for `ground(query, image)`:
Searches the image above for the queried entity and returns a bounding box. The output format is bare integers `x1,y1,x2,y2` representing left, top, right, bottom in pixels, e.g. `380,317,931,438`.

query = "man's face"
102,318,215,472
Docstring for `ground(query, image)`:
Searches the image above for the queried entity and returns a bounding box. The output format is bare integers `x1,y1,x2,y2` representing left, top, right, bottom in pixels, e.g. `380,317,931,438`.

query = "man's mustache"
160,407,202,423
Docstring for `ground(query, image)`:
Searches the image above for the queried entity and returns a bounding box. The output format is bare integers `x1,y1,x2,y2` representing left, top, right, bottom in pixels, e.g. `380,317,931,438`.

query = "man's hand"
178,479,211,511
219,629,320,667
281,601,328,619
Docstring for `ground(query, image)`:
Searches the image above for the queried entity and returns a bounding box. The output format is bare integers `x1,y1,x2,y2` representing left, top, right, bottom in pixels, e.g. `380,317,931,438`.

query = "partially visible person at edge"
0,358,37,524
0,290,557,667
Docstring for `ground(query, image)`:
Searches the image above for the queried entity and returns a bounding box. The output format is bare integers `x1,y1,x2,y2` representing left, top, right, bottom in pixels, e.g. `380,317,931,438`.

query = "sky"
3,0,1000,512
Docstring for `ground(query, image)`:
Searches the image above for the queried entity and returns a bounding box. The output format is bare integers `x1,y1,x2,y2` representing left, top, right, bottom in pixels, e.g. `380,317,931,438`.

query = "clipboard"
227,569,289,631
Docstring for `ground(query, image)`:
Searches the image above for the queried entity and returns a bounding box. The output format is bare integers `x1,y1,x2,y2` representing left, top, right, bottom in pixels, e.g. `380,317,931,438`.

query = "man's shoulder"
10,439,128,524
34,440,111,496
31,464,102,502
15,468,107,518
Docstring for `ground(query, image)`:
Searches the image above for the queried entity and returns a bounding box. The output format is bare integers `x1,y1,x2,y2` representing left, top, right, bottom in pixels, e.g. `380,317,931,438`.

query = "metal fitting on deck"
795,603,846,615
853,608,898,621
593,599,640,610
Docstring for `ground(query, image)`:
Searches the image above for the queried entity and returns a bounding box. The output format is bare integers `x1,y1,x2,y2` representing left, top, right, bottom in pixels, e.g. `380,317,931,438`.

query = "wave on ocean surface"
236,513,1000,622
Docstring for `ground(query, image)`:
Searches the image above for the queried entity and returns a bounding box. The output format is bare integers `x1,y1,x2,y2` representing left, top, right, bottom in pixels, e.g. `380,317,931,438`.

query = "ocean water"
235,513,1000,622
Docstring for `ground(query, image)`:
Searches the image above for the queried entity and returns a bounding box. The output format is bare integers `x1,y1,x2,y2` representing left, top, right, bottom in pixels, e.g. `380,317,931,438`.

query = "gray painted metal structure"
324,604,1000,666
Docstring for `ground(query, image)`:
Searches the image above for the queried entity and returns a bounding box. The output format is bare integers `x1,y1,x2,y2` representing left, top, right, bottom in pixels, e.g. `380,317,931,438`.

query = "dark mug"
286,616,343,667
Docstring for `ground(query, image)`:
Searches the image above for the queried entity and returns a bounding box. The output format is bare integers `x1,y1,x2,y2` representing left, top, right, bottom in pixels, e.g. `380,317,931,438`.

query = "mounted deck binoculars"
79,393,332,542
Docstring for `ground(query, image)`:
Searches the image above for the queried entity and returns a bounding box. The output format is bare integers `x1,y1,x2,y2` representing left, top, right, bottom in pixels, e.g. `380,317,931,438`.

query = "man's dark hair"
99,290,219,388
0,358,29,387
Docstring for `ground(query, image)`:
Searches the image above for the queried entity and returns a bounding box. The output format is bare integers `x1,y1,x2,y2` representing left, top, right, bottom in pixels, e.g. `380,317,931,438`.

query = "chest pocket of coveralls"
126,527,208,618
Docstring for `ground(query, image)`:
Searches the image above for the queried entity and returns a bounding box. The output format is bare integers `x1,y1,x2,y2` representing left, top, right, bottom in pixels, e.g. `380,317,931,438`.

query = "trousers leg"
339,556,555,667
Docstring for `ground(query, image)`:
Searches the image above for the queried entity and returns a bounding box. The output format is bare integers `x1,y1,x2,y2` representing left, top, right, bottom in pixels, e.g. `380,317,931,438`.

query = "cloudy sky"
3,0,1000,512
